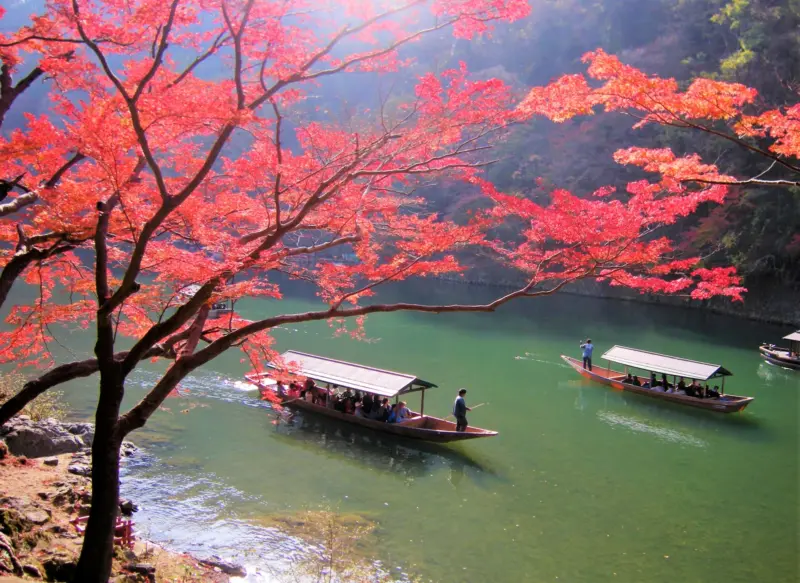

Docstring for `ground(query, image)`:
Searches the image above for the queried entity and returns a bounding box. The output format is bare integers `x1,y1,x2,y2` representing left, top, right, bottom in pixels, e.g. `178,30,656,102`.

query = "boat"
561,346,754,413
245,350,498,443
759,331,800,370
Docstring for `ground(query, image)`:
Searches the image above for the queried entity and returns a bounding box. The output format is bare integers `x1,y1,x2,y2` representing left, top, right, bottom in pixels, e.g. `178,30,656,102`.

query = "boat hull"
759,345,800,370
246,377,498,443
561,356,753,413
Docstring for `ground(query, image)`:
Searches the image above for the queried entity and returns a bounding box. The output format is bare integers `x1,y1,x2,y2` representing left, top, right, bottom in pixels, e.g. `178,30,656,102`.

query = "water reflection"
614,392,770,442
271,411,503,485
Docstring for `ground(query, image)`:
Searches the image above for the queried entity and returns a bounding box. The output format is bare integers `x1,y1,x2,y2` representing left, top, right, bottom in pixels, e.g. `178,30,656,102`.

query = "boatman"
453,388,472,432
580,338,594,371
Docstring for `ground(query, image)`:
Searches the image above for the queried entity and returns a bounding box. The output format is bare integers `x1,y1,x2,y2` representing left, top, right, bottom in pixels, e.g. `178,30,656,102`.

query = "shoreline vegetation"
428,275,799,327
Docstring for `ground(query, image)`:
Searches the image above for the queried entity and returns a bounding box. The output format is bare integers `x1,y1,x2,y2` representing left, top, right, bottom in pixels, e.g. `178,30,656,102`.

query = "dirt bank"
0,452,234,582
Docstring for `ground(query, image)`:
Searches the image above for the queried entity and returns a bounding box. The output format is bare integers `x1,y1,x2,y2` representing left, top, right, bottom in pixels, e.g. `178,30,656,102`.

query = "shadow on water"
271,410,507,486
611,391,773,443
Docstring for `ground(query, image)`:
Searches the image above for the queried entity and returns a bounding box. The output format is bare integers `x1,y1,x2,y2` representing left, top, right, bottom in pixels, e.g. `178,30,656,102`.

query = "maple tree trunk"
72,374,124,583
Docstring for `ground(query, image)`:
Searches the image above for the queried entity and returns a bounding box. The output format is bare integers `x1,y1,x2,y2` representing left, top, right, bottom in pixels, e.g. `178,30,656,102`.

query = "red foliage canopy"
0,3,748,394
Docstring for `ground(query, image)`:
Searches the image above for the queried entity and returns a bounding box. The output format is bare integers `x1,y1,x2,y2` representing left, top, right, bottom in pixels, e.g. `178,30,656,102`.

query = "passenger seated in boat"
625,373,633,384
304,389,314,402
344,397,355,415
333,394,346,413
642,380,650,389
354,402,365,417
362,393,374,415
372,398,390,421
395,401,412,423
651,381,665,392
288,382,301,398
661,374,671,390
677,379,686,392
276,380,287,398
387,404,397,423
632,376,642,386
684,383,697,397
708,385,721,398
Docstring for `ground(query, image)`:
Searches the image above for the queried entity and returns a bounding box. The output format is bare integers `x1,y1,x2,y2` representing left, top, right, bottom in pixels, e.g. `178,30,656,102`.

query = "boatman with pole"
580,338,594,371
454,388,472,432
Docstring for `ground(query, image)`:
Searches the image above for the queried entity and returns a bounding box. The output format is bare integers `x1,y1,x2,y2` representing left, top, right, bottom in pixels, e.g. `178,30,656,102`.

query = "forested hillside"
433,0,800,296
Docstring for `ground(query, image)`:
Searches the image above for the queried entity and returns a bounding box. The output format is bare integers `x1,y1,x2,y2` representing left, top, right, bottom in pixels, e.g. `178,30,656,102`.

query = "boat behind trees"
759,331,800,371
562,346,754,413
245,351,498,443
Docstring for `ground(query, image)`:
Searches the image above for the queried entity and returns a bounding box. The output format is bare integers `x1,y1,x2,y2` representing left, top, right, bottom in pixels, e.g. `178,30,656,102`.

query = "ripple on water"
596,410,707,448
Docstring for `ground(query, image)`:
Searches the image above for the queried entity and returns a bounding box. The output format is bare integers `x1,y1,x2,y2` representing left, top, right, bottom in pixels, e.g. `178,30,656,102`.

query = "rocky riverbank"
0,417,246,582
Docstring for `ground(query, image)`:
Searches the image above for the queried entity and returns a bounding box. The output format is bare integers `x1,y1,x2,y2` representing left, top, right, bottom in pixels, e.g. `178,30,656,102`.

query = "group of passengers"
623,373,722,399
276,378,414,423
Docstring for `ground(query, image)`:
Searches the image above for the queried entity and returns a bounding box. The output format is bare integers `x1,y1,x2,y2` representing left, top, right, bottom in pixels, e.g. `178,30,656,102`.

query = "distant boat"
759,331,800,371
561,345,754,413
245,350,498,443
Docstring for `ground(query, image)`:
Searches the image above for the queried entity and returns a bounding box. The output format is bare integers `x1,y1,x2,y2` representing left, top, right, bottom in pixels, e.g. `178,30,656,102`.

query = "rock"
124,563,156,583
44,523,67,535
119,499,138,516
121,441,138,457
24,508,50,525
77,504,91,517
199,556,247,577
22,563,43,578
37,492,49,501
42,456,59,466
0,506,33,536
41,553,77,582
67,464,91,477
52,487,77,507
2,417,86,459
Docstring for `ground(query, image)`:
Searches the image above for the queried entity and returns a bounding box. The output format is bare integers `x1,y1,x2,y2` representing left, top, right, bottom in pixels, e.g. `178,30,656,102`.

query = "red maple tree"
0,3,769,581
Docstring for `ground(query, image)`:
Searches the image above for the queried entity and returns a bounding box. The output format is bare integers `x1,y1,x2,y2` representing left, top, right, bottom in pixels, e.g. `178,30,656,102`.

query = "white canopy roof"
783,331,800,342
601,345,731,381
268,350,436,398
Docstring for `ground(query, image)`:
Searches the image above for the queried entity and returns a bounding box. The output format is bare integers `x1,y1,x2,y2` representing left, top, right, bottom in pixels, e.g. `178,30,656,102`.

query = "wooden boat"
561,345,754,413
759,331,800,371
245,350,497,443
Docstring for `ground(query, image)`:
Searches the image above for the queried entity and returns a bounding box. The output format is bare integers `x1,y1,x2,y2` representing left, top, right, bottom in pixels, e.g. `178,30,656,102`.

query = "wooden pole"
420,387,425,416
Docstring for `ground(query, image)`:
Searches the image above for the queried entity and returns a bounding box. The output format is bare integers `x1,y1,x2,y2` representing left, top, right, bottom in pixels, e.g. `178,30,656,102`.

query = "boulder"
42,457,59,467
41,553,77,582
24,508,50,525
121,441,138,457
22,563,43,578
119,499,138,516
1,417,85,459
199,556,247,577
124,562,156,583
67,464,91,477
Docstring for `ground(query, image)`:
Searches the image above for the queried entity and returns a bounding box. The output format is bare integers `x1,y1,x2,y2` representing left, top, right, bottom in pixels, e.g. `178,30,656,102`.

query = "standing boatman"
580,338,594,371
453,388,472,432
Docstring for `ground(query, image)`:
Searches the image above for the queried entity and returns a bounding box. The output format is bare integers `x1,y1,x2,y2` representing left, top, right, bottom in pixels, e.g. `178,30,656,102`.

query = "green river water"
48,280,797,583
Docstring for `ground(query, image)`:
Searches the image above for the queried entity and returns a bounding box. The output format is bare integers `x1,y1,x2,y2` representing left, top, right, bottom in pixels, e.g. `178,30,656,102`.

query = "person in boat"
374,398,391,421
625,373,633,384
708,385,721,398
661,373,671,390
354,402,365,418
632,375,642,387
651,381,665,393
362,393,374,416
677,379,686,392
684,382,697,398
395,401,412,423
580,339,594,371
276,380,287,399
344,397,355,415
453,388,472,432
287,382,301,399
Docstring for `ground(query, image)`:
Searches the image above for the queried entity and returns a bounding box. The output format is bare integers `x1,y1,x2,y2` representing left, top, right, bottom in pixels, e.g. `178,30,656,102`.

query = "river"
47,280,797,583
